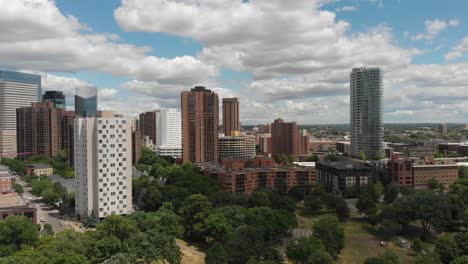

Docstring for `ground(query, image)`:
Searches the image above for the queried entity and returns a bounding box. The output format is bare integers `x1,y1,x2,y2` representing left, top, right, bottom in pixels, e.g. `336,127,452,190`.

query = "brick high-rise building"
181,86,219,163
16,101,62,159
132,130,142,165
139,111,156,143
222,97,240,136
296,134,310,156
271,118,298,158
61,111,76,166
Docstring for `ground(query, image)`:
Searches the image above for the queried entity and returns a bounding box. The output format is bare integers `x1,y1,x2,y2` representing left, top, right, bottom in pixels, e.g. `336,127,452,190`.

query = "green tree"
412,238,423,254
364,251,400,264
304,194,322,214
286,236,327,263
359,150,367,161
381,219,402,238
142,185,163,211
454,232,468,256
42,223,54,236
128,230,181,264
82,211,100,228
248,191,271,208
334,197,350,221
95,215,138,241
101,253,137,264
435,235,461,264
451,256,468,264
428,177,442,190
206,243,228,264
313,214,344,257
383,183,399,204
195,212,233,244
13,183,24,194
179,194,212,240
383,191,451,235
415,253,442,264
226,225,266,264
41,188,61,207
0,216,39,255
356,192,377,218
459,166,468,179
305,154,319,162
307,250,334,264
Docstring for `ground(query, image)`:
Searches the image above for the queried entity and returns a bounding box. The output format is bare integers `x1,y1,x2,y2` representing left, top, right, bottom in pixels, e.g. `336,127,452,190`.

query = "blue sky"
1,0,468,124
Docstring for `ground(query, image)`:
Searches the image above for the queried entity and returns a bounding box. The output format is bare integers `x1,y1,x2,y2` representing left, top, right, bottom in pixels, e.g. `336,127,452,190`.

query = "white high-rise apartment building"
0,70,41,158
155,109,182,157
75,116,133,218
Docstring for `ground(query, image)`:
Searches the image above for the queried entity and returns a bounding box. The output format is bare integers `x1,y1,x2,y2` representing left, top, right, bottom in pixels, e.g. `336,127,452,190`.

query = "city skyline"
0,0,468,125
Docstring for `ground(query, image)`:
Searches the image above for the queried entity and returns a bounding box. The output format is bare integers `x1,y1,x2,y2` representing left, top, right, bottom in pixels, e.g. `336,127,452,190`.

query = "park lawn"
338,219,416,264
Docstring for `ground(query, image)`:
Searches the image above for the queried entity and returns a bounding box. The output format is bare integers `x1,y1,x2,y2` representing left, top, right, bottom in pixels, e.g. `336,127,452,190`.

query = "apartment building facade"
75,116,133,219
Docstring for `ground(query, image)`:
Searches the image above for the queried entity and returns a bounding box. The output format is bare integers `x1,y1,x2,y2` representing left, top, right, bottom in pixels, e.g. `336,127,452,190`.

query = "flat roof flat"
27,164,51,169
0,194,27,208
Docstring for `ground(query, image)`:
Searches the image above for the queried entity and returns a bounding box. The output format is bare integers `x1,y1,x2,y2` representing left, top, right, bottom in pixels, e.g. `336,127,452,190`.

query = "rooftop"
0,165,13,178
0,194,27,208
27,163,51,169
293,162,316,167
317,161,371,170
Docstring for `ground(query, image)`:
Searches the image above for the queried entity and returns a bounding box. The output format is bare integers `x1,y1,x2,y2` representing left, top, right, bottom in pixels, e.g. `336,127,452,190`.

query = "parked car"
40,217,45,222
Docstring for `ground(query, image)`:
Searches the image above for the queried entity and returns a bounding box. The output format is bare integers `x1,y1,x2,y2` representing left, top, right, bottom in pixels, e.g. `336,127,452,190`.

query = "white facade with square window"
75,117,133,218
155,109,182,157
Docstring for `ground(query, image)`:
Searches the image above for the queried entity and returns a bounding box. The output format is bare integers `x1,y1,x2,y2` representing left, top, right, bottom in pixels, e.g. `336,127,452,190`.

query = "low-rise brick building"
205,163,316,194
387,155,459,190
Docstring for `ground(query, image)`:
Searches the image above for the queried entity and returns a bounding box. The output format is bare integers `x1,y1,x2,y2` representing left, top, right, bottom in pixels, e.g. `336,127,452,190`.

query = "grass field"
338,219,416,264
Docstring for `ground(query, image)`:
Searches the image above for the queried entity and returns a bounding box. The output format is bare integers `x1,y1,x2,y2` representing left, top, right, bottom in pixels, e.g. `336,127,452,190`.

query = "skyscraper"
271,118,298,158
139,111,157,143
74,114,132,219
43,91,66,109
437,123,448,134
155,109,182,158
16,101,62,159
181,86,219,163
222,97,240,136
75,86,97,117
350,67,383,160
0,70,41,157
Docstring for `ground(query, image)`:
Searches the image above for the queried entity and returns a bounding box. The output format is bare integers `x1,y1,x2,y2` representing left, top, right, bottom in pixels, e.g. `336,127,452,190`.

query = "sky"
1,0,468,125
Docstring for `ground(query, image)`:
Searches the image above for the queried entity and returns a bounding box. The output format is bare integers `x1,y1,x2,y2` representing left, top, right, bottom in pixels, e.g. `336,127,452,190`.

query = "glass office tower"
75,86,97,117
0,70,41,157
43,91,66,109
350,67,383,160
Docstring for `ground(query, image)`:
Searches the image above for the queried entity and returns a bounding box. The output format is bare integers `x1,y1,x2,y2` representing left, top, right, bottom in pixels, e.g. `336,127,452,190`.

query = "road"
15,175,72,233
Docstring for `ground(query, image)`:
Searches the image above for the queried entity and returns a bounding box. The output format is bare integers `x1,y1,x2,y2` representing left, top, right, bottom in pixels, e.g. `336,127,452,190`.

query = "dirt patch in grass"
176,239,206,264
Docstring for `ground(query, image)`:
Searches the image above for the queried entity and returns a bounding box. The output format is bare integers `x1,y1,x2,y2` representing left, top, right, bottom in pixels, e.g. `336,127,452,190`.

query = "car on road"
40,217,45,222
60,221,65,226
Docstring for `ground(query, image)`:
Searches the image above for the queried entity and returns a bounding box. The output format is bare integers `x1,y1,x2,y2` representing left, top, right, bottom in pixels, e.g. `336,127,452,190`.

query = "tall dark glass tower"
350,67,383,160
74,86,97,117
43,91,66,109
